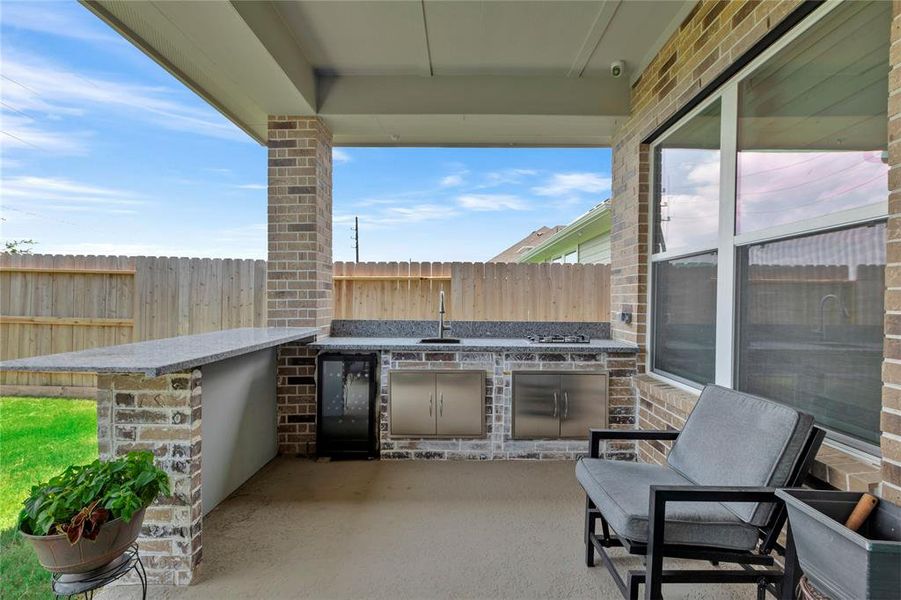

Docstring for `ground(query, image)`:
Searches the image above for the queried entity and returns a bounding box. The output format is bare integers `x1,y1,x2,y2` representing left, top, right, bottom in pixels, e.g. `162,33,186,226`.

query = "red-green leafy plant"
18,451,169,541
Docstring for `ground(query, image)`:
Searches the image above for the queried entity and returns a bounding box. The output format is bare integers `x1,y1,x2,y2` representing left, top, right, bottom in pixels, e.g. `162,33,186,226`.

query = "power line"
0,129,43,150
352,216,360,263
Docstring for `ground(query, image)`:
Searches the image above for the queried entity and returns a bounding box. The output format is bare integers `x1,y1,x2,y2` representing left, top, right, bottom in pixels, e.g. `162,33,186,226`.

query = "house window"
648,0,889,450
653,252,717,385
564,251,577,264
653,100,721,256
736,224,885,446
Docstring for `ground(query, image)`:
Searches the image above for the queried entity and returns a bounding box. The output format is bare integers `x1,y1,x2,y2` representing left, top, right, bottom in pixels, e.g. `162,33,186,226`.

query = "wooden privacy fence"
1,256,609,395
1,254,266,395
333,261,611,321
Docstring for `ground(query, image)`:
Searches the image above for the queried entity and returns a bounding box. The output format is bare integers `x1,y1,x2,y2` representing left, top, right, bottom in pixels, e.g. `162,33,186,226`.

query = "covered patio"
109,459,748,600
4,0,900,598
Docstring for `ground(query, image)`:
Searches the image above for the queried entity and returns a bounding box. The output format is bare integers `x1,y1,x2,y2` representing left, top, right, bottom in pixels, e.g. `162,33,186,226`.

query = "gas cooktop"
526,334,591,344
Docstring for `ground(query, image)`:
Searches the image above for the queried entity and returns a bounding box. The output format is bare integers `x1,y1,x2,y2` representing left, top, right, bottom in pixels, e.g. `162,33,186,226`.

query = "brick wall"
276,342,318,455
615,0,901,502
609,0,802,370
96,370,202,585
883,0,901,504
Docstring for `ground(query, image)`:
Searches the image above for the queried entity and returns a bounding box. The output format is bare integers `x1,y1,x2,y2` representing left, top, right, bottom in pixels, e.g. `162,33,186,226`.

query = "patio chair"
576,384,825,600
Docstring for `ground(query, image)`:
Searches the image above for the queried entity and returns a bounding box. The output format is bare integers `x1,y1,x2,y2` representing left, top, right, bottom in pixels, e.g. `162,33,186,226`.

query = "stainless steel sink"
419,337,461,344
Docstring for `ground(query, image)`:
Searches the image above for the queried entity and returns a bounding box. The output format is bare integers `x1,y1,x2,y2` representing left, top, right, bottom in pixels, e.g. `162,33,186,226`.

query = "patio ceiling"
82,0,695,146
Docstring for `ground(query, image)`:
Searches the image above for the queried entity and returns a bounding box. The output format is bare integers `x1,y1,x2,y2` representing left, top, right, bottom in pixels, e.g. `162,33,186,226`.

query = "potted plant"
18,451,169,575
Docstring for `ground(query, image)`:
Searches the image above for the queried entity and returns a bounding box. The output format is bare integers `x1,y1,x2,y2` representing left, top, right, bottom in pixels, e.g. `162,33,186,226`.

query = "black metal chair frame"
583,427,826,600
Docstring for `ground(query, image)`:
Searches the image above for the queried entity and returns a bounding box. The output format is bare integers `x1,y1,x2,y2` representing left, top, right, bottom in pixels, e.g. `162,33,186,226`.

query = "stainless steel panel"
512,373,560,439
559,373,608,439
436,372,484,436
390,372,436,436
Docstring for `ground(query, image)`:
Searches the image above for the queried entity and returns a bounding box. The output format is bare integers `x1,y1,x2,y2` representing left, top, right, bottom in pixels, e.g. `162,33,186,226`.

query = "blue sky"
0,1,611,262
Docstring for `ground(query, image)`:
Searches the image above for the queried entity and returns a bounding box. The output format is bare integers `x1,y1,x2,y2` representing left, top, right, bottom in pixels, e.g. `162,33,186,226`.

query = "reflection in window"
654,100,721,255
652,252,717,384
737,224,885,446
736,1,890,234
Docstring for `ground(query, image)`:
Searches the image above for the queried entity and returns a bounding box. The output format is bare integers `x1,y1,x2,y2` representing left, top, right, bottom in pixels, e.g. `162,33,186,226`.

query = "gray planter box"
776,489,901,600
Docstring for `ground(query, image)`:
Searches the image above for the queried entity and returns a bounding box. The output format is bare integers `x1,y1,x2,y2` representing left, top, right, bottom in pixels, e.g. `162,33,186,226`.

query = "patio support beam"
230,1,317,114
317,75,629,117
267,116,333,455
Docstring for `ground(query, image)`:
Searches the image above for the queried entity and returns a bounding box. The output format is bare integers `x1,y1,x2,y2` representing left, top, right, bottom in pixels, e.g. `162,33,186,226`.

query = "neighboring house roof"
488,226,564,263
517,200,611,263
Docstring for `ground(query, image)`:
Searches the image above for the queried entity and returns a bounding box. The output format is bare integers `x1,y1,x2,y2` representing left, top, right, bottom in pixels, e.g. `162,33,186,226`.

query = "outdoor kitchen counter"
0,327,319,376
310,336,638,353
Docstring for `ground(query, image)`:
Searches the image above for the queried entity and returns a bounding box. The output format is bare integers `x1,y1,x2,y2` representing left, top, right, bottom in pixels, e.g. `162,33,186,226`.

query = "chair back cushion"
666,385,814,526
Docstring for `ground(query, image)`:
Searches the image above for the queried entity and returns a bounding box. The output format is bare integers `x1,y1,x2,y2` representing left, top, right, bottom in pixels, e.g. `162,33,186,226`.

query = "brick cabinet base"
378,350,637,460
96,371,202,586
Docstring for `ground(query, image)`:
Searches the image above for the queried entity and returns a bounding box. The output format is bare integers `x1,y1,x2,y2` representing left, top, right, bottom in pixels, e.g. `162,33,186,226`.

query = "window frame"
646,0,888,455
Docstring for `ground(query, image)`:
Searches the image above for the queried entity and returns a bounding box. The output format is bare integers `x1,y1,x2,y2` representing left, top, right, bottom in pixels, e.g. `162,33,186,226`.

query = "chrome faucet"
815,293,849,340
437,290,451,339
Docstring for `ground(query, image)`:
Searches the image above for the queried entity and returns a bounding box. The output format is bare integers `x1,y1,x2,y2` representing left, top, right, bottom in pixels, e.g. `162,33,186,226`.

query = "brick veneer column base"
277,343,318,455
96,371,202,585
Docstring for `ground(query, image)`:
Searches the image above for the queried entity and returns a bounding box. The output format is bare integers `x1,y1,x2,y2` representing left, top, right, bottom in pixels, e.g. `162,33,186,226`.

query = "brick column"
95,370,202,585
882,1,901,505
609,139,650,373
268,116,333,456
267,116,333,332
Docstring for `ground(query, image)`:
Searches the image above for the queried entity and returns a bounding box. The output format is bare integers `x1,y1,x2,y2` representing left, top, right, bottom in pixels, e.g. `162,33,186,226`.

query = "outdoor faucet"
815,293,849,340
437,290,451,339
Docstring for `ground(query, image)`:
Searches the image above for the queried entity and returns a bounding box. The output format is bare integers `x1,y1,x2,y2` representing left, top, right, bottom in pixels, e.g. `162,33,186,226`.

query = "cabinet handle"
553,392,559,418
429,392,433,416
563,391,569,421
439,392,444,417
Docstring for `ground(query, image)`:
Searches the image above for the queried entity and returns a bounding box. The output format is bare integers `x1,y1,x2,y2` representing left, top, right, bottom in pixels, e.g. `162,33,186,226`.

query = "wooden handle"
844,493,879,531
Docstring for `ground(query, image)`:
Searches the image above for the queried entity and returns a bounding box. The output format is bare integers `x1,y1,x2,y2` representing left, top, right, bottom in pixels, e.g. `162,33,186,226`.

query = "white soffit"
81,0,696,146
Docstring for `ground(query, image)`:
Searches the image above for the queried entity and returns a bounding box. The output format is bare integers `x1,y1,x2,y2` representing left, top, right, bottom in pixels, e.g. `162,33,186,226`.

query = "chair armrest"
649,485,778,504
588,429,680,458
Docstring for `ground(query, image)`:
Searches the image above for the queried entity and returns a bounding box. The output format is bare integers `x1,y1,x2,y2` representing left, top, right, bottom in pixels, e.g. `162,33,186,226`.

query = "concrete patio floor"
114,459,756,599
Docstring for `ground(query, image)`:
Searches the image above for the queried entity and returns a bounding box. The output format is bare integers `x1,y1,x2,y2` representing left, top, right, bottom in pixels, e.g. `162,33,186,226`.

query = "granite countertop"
0,327,319,376
310,336,638,353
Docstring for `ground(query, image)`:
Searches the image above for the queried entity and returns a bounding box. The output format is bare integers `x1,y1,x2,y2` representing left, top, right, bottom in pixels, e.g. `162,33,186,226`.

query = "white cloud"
337,203,460,229
333,148,352,163
457,194,529,211
1,3,122,44
440,174,465,187
22,223,268,260
235,183,266,190
1,114,92,155
481,168,538,187
533,172,611,196
1,176,145,218
0,52,246,146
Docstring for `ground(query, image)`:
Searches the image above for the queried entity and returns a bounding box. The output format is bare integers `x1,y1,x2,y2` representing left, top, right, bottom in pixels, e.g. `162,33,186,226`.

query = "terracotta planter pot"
19,507,146,574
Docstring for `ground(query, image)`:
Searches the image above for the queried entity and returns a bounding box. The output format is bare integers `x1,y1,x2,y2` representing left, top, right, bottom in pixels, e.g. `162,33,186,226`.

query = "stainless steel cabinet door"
436,372,484,436
559,373,607,439
390,372,436,436
513,373,560,439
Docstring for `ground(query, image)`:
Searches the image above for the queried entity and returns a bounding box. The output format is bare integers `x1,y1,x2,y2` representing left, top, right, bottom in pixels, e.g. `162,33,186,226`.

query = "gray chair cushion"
667,385,815,527
576,458,759,551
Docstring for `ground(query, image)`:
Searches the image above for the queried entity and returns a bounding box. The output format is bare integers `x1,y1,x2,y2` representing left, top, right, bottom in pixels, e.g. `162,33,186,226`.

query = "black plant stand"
51,544,146,599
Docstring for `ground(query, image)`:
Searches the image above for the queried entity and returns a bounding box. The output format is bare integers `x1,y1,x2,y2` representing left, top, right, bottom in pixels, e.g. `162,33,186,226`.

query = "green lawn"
0,396,97,600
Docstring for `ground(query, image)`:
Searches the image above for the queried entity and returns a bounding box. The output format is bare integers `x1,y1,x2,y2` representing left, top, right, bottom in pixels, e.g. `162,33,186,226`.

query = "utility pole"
352,216,360,263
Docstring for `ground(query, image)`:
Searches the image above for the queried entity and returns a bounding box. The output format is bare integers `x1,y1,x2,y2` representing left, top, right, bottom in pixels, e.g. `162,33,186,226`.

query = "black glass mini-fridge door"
317,353,377,458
